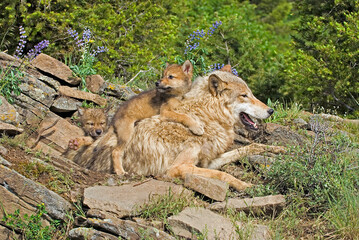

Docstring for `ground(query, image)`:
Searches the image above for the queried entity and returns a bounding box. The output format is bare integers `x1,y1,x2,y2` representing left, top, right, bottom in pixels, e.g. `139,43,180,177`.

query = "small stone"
184,173,228,201
86,75,105,93
50,96,82,113
293,118,309,129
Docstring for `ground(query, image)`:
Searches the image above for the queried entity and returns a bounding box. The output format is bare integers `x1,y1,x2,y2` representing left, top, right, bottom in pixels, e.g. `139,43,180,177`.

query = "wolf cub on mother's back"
111,60,203,175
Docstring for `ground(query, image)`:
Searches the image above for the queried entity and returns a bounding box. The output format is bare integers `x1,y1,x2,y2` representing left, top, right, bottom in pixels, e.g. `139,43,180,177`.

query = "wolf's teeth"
253,123,257,128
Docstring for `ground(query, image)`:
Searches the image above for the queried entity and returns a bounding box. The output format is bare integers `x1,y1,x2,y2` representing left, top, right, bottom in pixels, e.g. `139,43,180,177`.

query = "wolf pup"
111,60,203,175
67,107,107,151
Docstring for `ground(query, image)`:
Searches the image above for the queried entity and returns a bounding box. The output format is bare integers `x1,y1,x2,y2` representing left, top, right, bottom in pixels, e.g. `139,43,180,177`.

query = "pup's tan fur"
65,107,107,157
111,60,203,175
74,67,285,190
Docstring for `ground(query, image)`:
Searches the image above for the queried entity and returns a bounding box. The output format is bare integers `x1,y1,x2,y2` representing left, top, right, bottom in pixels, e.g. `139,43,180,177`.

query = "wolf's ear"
208,74,225,97
77,106,85,116
220,64,232,73
182,60,193,79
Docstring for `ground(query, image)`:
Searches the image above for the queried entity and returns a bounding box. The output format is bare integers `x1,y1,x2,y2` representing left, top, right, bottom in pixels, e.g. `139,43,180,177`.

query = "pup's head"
156,60,193,95
78,107,107,138
208,65,274,130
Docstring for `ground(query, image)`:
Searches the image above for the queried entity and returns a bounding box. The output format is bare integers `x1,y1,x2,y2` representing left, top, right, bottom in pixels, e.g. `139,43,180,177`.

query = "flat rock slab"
0,121,23,135
51,96,82,113
69,227,119,240
209,195,286,216
184,173,228,201
75,216,175,240
168,207,240,239
0,165,71,221
29,117,84,153
32,53,80,85
59,85,107,106
83,179,190,218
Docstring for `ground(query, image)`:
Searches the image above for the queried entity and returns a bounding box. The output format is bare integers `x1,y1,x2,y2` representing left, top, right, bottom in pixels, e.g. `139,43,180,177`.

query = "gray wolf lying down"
74,67,284,191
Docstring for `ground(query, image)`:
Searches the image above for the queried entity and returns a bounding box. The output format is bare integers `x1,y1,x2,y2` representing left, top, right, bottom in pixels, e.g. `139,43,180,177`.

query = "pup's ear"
77,106,85,116
220,64,232,73
182,60,193,79
208,74,225,97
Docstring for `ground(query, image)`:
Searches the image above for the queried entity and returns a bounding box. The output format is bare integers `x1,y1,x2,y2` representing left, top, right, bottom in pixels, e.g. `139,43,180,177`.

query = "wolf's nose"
155,81,160,87
267,108,274,116
95,129,102,135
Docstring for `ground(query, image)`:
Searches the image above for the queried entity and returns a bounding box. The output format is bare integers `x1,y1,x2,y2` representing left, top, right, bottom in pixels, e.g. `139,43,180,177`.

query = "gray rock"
293,118,309,129
68,227,119,240
59,86,107,106
0,165,71,221
99,82,136,100
167,207,240,240
184,173,228,201
38,75,61,91
83,179,190,219
75,216,174,240
247,155,274,167
50,96,82,113
0,155,11,167
264,123,306,145
209,195,286,216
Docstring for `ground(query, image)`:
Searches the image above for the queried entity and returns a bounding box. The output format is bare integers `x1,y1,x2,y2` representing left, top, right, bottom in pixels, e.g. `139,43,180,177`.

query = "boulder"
59,86,107,106
85,74,105,93
209,195,286,216
184,174,228,201
83,179,190,219
50,96,82,113
263,123,306,145
32,53,80,85
0,165,72,221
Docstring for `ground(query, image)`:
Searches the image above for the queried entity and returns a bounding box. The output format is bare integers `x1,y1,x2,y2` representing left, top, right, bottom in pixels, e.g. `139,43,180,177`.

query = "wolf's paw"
189,121,204,136
114,167,127,176
232,181,253,191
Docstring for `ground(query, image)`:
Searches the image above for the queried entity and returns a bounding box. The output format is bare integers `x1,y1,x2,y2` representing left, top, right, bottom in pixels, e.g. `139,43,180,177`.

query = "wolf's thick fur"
75,69,284,190
111,60,203,175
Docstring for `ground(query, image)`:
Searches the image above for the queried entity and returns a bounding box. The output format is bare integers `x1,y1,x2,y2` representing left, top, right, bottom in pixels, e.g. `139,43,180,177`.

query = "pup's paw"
68,139,79,150
114,167,127,176
189,121,204,136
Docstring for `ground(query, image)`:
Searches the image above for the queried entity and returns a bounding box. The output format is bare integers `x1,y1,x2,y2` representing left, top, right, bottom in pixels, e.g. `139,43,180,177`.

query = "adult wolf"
75,66,284,190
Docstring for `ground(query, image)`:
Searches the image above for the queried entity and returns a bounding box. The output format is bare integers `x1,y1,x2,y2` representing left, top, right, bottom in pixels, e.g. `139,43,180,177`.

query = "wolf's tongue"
243,113,254,124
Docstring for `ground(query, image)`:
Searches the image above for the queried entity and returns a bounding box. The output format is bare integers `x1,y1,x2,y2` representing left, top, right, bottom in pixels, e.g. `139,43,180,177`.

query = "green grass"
265,99,304,125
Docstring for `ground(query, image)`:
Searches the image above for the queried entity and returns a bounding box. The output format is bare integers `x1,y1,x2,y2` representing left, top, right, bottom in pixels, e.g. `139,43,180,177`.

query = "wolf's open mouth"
240,112,258,130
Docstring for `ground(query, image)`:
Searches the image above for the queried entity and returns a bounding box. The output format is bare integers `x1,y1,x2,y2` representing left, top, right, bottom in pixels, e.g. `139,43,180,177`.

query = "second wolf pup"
111,60,203,175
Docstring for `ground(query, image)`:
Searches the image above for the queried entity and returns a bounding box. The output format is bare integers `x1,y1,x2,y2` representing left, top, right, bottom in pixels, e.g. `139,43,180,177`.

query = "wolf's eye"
168,75,174,79
241,94,248,98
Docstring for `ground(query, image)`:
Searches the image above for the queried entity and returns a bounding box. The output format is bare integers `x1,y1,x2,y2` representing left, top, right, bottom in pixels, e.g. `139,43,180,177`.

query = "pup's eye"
241,94,248,98
168,75,174,79
87,122,94,126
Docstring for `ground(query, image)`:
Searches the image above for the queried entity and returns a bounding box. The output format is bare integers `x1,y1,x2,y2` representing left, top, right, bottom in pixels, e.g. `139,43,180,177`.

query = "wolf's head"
207,66,273,130
155,60,193,96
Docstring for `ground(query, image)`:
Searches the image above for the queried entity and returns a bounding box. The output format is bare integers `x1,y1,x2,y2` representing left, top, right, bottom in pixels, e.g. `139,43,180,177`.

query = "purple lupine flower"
208,63,238,76
185,21,222,55
82,28,91,43
91,46,108,57
14,26,28,59
68,28,85,47
25,40,50,62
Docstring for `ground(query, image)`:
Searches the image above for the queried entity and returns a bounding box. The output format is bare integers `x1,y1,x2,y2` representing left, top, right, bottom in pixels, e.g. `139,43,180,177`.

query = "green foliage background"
1,0,358,116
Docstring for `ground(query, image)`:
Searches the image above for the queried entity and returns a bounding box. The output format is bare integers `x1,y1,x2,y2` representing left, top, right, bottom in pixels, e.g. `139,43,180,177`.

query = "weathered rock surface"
83,179,190,219
69,227,119,240
293,118,309,129
74,216,174,240
50,96,82,113
0,155,11,167
0,165,72,221
247,155,274,167
184,173,228,201
86,74,105,93
0,225,19,240
59,85,107,106
0,96,20,125
32,53,81,85
263,123,306,145
209,195,286,216
99,81,136,100
28,117,84,153
0,121,23,135
168,207,239,239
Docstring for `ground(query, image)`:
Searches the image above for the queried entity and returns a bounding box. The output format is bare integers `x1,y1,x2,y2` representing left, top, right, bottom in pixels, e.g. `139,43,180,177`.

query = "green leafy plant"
2,203,59,240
